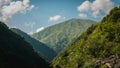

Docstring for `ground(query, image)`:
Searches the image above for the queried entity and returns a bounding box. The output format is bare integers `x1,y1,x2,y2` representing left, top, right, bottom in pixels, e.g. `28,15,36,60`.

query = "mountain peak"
32,19,96,53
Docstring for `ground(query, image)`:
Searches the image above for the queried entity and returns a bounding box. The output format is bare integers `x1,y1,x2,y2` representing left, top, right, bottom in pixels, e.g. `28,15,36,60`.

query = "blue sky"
0,0,120,34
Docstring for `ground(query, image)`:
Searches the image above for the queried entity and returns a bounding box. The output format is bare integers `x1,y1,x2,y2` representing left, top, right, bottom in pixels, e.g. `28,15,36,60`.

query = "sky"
0,0,120,34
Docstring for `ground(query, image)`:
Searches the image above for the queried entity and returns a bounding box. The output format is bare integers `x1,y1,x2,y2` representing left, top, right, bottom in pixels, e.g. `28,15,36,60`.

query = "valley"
0,0,120,68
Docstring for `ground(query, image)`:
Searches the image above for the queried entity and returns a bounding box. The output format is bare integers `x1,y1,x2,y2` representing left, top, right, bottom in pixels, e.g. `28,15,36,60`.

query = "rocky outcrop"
96,54,120,68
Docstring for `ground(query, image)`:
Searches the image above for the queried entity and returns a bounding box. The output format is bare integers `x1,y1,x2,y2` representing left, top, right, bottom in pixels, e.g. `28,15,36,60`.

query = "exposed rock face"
96,54,120,68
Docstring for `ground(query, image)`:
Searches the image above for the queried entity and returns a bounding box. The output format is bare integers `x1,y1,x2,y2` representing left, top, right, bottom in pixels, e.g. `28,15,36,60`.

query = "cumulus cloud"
28,27,45,35
28,31,34,35
77,1,91,12
77,0,114,18
0,0,11,6
79,13,87,18
24,22,35,28
0,0,34,22
36,27,44,32
49,15,62,22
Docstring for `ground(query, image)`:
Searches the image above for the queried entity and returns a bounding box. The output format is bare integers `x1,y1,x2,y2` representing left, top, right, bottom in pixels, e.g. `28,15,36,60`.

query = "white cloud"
91,0,114,18
49,15,62,22
28,27,45,35
0,0,34,22
77,0,114,18
28,31,34,35
24,22,35,28
77,1,91,12
79,13,87,18
0,0,11,6
36,27,44,32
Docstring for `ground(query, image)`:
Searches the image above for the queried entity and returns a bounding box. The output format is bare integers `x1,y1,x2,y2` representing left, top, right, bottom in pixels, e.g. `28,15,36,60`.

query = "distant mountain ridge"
32,18,96,53
11,28,57,61
0,22,49,68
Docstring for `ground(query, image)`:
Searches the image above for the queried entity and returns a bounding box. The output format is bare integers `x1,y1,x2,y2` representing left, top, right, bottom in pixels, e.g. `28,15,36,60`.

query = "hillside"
32,19,96,53
11,28,56,61
0,22,49,68
51,7,120,68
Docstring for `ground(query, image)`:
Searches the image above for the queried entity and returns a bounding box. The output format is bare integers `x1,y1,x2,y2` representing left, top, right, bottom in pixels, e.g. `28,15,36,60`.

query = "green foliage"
11,28,56,62
51,6,120,68
102,6,120,22
32,19,96,53
0,22,49,68
101,65,108,68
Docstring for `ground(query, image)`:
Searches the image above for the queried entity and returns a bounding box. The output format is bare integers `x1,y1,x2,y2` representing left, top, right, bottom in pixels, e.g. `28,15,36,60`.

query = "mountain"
11,28,56,61
51,7,120,68
32,19,96,53
0,22,49,68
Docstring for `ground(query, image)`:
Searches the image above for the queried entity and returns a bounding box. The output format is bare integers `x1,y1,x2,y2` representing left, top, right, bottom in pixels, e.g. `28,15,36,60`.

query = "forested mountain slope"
32,19,96,53
11,28,56,61
0,22,49,68
51,6,120,68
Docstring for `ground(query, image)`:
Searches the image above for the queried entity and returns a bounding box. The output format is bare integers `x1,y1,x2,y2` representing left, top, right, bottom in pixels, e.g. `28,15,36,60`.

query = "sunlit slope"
51,6,120,68
32,19,96,53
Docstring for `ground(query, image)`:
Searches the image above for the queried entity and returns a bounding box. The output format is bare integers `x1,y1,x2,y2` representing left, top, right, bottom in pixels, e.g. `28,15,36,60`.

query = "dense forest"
0,22,49,68
11,28,57,61
51,6,120,68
